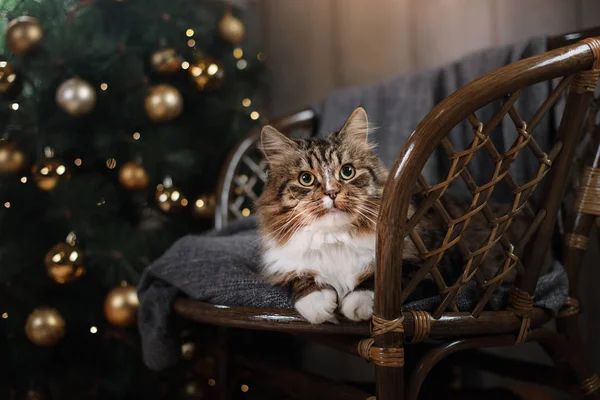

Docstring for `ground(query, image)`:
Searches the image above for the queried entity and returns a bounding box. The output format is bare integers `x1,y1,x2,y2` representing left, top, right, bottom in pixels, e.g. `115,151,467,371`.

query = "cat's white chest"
262,212,375,298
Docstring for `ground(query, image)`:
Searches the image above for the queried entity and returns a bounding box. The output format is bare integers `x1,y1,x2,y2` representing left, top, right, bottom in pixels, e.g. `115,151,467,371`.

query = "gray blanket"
138,37,568,371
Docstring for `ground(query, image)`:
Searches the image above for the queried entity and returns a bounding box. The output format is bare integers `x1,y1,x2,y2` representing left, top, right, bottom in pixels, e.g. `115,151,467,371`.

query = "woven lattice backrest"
403,99,561,318
215,109,316,230
377,38,600,319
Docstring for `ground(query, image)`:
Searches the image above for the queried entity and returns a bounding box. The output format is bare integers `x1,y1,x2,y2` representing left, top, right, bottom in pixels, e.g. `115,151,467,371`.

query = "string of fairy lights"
0,0,266,372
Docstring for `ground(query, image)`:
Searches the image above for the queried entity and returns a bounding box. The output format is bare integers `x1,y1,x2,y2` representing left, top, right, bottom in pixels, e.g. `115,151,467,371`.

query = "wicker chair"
175,34,600,400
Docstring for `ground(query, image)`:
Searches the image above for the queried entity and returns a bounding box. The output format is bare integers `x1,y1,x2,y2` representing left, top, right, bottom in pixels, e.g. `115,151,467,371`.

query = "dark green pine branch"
0,0,267,397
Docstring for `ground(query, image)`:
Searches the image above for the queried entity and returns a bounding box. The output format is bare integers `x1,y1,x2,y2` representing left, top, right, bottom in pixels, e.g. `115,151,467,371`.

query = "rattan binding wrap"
582,37,600,69
557,296,581,318
575,167,600,216
405,311,432,343
358,315,405,367
571,70,600,93
357,338,405,367
581,374,600,396
371,315,404,336
508,288,534,344
564,233,590,250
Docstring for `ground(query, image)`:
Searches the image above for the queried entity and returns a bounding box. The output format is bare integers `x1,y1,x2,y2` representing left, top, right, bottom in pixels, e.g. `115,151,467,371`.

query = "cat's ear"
260,125,297,164
337,107,369,145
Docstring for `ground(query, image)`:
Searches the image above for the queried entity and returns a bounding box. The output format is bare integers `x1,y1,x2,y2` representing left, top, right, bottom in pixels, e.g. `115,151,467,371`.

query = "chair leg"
376,365,404,400
214,327,230,400
530,328,600,398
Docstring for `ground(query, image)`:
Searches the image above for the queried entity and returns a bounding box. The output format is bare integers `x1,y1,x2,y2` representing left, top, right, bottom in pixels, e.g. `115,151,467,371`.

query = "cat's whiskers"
358,206,378,217
353,206,377,226
266,197,318,231
287,208,320,240
362,199,381,208
265,202,302,231
271,207,312,236
270,199,324,237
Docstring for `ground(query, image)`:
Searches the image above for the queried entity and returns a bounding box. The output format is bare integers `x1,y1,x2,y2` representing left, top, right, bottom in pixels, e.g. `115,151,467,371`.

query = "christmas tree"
0,0,265,398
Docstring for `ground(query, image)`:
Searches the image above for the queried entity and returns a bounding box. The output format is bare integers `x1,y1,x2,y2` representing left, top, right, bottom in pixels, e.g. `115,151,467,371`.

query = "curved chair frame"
177,34,600,400
374,37,600,400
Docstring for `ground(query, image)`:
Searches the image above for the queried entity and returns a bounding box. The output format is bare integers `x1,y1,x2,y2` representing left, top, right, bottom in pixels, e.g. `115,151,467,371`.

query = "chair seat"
173,298,551,339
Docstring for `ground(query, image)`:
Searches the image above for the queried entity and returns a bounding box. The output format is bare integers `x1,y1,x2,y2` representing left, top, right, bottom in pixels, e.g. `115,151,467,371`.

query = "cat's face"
257,108,388,244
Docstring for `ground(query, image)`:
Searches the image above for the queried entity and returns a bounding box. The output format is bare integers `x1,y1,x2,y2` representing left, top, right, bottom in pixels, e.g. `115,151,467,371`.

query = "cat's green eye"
340,164,356,180
299,172,315,186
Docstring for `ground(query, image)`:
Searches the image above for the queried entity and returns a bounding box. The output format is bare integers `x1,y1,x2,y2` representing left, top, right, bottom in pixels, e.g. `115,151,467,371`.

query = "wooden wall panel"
336,0,411,87
413,0,494,70
494,0,578,45
262,0,336,116
581,0,600,29
257,0,592,115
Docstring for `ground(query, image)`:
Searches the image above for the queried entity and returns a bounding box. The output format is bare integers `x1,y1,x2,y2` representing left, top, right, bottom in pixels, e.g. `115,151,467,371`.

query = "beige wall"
251,0,600,116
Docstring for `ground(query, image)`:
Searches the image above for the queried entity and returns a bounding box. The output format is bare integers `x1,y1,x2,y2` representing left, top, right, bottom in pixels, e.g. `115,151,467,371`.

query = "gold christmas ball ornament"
104,285,139,327
144,84,184,122
56,78,97,117
25,307,66,346
32,158,69,190
150,48,181,74
193,194,216,218
44,242,85,284
188,57,224,91
6,16,44,56
181,342,196,360
118,161,150,190
25,389,49,400
0,61,18,93
0,142,26,173
219,12,245,44
156,183,188,213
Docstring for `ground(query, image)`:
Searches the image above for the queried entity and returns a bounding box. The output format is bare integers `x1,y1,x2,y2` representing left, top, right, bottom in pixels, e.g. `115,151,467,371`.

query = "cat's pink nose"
324,189,338,199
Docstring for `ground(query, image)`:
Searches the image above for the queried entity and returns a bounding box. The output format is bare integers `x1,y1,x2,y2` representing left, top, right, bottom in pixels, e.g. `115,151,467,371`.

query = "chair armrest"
375,40,598,322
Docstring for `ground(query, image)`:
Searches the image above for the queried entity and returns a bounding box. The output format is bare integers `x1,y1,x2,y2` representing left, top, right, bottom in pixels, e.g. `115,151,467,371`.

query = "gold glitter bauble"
0,62,18,93
32,158,69,190
156,184,188,213
44,242,85,284
218,12,245,44
188,57,224,91
104,285,139,328
56,78,97,117
144,84,183,122
118,161,150,190
0,142,26,173
181,342,196,360
150,48,181,74
25,307,66,346
192,194,216,218
6,16,44,56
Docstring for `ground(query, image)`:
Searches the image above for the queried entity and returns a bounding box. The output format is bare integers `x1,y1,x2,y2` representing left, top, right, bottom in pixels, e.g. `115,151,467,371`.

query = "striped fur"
257,108,386,323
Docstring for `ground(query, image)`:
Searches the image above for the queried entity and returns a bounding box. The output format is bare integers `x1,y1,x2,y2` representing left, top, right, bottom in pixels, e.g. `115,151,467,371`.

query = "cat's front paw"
340,290,374,321
295,289,338,324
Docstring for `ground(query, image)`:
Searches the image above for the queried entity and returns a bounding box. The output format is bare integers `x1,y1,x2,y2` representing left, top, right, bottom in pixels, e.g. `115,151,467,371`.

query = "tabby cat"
257,107,519,324
256,108,385,323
